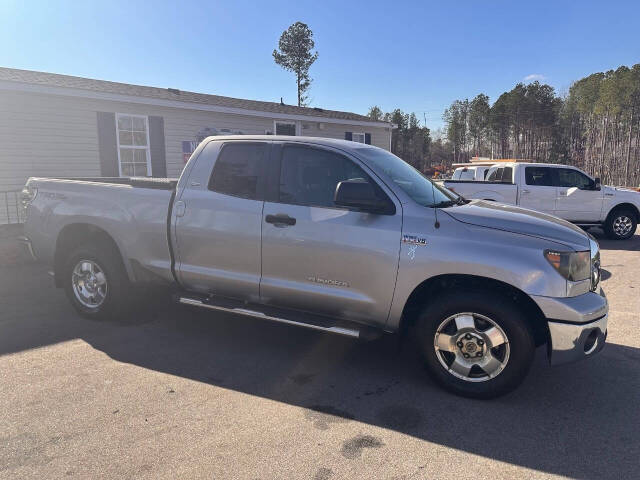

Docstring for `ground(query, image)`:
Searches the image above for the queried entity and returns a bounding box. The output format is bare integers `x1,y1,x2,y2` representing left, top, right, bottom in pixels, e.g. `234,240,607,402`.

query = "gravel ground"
0,228,638,479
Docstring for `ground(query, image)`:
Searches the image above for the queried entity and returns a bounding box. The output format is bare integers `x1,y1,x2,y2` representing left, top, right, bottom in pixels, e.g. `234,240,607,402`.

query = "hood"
444,200,590,250
607,185,640,197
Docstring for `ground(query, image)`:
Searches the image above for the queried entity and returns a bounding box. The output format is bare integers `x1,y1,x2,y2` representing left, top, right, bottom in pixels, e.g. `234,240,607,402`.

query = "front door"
519,166,557,215
260,144,402,328
553,168,603,222
174,141,267,302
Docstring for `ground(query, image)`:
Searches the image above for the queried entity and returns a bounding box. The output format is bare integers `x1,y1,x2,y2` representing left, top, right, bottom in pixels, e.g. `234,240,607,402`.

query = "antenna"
422,113,440,228
431,177,440,229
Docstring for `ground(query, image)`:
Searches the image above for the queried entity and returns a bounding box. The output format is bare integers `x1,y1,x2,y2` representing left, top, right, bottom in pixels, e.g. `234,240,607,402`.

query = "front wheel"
604,209,637,240
416,291,535,399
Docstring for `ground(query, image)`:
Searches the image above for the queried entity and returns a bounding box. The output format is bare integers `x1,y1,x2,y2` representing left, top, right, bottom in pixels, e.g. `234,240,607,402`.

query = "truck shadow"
588,227,640,251
92,305,638,479
1,263,638,479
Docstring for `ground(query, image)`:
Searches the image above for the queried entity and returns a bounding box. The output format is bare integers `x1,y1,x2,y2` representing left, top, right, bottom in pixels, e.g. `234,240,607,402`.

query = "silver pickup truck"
20,136,608,398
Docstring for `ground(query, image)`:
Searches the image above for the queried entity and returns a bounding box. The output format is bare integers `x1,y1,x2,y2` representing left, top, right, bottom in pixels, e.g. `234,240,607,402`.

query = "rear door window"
487,167,504,182
501,167,513,183
525,167,554,186
208,143,266,200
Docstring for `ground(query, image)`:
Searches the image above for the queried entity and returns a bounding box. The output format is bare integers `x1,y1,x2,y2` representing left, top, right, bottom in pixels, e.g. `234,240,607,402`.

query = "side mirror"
594,177,601,190
334,180,392,214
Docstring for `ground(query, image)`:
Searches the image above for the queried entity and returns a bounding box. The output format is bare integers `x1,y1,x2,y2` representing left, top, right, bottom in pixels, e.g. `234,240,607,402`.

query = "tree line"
441,64,640,186
271,22,639,186
367,106,433,172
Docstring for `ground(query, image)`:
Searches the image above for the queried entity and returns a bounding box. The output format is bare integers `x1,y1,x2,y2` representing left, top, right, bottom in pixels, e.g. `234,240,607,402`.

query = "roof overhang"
0,80,393,129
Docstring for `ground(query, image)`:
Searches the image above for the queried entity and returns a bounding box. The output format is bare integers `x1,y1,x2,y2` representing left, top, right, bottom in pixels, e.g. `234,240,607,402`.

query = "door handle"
521,189,531,194
174,200,186,217
559,190,567,196
265,214,296,226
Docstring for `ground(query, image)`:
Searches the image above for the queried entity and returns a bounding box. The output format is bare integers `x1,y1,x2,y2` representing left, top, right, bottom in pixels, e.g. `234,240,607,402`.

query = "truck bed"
24,176,176,284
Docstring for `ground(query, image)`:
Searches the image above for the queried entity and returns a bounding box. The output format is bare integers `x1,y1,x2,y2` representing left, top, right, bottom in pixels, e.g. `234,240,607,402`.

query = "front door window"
278,145,373,208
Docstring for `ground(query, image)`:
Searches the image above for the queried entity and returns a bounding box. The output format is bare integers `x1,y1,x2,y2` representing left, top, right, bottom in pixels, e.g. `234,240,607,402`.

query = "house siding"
0,89,390,190
301,121,389,149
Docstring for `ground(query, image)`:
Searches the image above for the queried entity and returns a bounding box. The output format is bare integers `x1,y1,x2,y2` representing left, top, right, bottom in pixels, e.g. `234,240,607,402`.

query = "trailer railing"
0,190,25,225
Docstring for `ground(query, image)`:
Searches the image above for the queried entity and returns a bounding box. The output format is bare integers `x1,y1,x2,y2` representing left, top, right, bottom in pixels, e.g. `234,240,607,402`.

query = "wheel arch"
399,274,549,347
605,202,639,222
53,223,129,287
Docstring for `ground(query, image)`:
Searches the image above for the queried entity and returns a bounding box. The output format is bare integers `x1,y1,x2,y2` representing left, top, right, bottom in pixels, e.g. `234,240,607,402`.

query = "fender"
385,208,570,330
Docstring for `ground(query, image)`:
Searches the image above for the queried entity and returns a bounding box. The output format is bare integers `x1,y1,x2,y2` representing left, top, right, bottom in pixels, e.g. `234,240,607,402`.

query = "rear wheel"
416,291,535,399
63,243,133,320
604,209,637,240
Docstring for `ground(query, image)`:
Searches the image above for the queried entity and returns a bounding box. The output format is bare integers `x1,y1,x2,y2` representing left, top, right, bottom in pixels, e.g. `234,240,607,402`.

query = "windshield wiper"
432,196,468,208
432,200,458,208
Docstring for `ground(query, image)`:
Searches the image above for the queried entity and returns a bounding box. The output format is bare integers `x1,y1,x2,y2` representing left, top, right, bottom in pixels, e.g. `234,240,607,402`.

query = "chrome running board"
179,296,360,338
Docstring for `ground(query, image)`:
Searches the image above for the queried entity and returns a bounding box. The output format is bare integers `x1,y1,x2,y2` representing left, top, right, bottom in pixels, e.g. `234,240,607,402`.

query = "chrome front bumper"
547,314,607,365
531,290,608,366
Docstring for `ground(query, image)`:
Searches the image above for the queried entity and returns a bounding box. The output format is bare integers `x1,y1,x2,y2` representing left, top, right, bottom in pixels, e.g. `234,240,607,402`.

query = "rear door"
173,141,267,301
518,166,557,215
260,143,402,327
553,167,603,222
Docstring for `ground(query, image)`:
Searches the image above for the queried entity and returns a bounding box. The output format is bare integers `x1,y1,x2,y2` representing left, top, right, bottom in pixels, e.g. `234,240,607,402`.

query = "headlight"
544,249,591,282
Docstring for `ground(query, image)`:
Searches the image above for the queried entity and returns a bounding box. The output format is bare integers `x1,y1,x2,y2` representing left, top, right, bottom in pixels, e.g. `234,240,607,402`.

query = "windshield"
355,147,458,207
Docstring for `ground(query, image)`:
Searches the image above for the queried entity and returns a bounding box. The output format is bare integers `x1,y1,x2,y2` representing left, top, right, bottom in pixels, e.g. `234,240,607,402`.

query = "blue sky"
1,0,638,129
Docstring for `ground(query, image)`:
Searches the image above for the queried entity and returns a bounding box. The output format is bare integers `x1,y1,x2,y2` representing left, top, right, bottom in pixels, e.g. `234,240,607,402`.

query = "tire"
604,209,637,240
63,242,133,320
415,291,535,399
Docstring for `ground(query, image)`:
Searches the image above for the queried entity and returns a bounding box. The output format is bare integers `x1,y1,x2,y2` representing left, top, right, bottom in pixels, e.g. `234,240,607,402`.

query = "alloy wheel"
433,312,510,382
613,215,634,237
72,260,108,308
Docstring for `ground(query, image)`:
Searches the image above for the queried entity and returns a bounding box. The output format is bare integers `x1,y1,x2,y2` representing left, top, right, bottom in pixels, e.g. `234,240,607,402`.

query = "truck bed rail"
60,177,178,190
444,180,515,185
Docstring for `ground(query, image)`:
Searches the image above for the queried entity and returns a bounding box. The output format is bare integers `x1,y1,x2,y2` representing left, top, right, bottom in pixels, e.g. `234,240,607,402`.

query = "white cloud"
524,73,546,83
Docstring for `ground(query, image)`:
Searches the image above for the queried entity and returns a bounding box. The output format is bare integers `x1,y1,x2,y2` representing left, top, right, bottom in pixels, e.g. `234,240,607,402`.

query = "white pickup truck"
444,162,640,240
